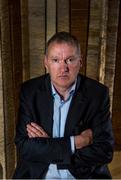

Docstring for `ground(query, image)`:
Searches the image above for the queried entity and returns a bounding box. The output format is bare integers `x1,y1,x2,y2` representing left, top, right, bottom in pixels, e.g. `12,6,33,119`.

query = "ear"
44,55,49,72
80,55,83,68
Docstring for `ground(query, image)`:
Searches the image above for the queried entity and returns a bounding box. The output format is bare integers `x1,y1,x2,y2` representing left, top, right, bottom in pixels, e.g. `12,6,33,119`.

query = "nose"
59,60,69,72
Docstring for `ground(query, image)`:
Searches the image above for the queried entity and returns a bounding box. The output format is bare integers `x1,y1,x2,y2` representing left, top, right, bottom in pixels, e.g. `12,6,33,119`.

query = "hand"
26,122,49,138
75,129,93,149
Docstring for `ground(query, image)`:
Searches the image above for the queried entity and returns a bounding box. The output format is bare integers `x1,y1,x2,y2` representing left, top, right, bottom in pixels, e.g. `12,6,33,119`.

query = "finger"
27,127,37,138
27,124,43,137
31,122,43,131
31,122,45,132
31,122,48,136
27,124,49,137
81,129,92,136
28,132,33,138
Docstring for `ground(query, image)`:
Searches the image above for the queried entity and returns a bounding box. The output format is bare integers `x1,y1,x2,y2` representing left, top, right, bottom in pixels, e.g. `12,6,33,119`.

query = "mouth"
58,75,69,78
58,76,69,82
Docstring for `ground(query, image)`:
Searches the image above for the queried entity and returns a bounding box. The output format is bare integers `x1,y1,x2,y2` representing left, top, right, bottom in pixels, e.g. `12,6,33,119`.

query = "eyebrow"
49,55,76,59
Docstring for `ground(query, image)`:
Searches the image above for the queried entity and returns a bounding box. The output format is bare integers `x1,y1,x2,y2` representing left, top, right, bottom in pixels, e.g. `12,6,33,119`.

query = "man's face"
44,42,82,90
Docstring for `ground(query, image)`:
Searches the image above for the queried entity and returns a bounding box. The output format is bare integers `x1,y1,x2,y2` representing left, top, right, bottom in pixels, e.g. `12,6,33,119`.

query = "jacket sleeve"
15,84,72,165
72,87,114,168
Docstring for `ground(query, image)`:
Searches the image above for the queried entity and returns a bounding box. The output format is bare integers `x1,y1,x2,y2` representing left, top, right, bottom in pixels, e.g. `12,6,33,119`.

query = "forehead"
47,42,77,56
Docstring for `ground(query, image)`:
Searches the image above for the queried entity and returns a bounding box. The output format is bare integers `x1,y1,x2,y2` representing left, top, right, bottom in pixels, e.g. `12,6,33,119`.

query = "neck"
53,85,71,100
52,80,76,100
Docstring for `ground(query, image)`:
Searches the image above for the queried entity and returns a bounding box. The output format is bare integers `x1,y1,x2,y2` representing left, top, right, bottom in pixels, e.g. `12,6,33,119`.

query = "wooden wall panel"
86,0,120,146
28,0,45,77
46,0,56,42
21,0,30,81
0,0,121,179
104,0,120,109
0,21,6,180
70,0,90,74
98,0,108,84
112,1,121,149
57,0,70,32
1,0,16,178
9,0,23,118
86,0,102,80
0,1,5,179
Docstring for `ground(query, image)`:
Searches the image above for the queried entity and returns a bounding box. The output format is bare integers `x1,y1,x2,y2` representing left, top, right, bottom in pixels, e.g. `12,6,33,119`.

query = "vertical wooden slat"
21,0,30,81
104,0,120,110
0,22,6,180
99,0,108,84
9,0,23,119
0,1,5,179
87,0,120,147
71,0,90,75
1,0,16,178
86,0,102,79
112,0,121,148
46,0,56,42
28,0,45,77
57,0,70,32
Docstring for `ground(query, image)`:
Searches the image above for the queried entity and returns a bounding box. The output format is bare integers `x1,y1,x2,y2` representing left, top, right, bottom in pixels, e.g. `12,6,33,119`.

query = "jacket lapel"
64,75,88,136
36,75,54,136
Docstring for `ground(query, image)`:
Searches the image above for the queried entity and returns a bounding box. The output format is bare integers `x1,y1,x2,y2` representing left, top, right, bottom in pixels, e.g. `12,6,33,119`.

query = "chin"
58,81,73,88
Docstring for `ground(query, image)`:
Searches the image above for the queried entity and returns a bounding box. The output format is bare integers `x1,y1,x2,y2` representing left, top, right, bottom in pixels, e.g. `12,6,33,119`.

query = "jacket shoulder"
80,74,108,91
78,74,109,99
21,74,50,93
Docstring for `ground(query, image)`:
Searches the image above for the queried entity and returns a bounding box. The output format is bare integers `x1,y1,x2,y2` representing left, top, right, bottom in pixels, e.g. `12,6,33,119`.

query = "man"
13,31,114,179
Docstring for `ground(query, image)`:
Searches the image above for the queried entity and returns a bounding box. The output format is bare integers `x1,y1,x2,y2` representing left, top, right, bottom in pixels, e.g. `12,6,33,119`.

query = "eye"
51,59,59,63
66,58,75,64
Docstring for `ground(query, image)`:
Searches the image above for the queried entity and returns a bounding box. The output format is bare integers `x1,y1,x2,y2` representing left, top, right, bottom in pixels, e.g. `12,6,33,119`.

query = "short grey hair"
45,31,81,55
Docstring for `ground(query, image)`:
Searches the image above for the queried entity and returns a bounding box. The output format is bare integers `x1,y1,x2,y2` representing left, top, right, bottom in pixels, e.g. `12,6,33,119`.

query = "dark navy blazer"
13,74,114,179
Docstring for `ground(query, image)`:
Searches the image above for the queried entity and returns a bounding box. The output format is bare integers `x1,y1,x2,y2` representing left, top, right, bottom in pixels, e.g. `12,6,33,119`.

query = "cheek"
49,66,58,76
76,63,81,72
70,65,80,74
